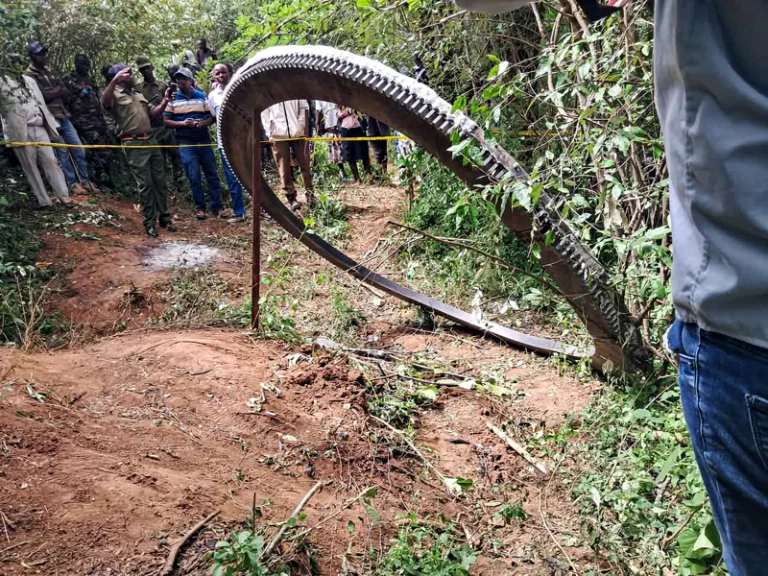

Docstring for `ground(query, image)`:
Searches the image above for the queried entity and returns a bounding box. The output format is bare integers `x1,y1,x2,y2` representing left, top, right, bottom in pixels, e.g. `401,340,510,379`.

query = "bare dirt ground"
0,182,596,575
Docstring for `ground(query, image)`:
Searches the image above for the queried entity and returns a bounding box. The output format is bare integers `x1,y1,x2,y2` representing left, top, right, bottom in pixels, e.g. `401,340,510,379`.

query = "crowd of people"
0,39,398,238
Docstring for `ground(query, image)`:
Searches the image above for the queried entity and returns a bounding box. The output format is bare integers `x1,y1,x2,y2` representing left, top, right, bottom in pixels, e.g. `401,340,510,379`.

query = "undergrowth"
539,374,723,575
376,520,476,575
399,152,587,346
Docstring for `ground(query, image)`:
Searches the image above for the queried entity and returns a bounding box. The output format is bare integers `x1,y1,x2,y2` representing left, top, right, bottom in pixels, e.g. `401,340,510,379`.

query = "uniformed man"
101,64,175,238
66,54,113,191
25,41,99,195
136,56,184,192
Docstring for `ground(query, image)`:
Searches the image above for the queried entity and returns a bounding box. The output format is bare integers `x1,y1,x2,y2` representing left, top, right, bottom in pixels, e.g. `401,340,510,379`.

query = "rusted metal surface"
219,46,648,371
250,110,263,330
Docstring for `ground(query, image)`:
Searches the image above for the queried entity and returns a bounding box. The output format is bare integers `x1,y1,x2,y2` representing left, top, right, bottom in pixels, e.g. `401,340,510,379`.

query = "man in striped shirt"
163,68,224,220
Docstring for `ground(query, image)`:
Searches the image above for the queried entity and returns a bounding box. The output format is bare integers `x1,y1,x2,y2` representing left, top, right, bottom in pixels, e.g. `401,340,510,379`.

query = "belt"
121,133,151,142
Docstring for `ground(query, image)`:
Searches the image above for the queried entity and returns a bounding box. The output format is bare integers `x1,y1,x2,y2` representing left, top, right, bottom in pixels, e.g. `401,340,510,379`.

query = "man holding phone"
136,56,184,192
163,67,224,220
101,64,174,238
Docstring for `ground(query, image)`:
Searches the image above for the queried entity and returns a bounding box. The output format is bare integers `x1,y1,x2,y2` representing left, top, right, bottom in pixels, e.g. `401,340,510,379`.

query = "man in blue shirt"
163,68,223,219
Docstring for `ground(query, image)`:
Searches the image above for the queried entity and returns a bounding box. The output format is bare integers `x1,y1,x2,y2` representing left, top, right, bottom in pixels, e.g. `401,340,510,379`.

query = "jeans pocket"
746,394,768,471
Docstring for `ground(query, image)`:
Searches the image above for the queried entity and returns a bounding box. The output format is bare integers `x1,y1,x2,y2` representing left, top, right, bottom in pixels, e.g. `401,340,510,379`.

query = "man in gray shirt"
458,0,768,572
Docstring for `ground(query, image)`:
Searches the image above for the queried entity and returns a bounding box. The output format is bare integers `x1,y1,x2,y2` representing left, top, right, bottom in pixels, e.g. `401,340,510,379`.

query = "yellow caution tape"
0,134,410,150
0,130,555,150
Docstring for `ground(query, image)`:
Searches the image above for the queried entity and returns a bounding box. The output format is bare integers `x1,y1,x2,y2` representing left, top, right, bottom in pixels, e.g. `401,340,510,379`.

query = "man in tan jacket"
0,67,71,209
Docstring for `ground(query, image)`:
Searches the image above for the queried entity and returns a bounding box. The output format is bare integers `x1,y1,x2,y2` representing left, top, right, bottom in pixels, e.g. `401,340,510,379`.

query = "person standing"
0,71,71,209
136,56,184,192
163,67,224,220
366,115,390,173
101,65,175,238
208,63,246,223
337,106,370,184
65,54,113,191
170,41,202,74
315,101,347,181
261,100,314,211
25,41,98,196
196,39,217,71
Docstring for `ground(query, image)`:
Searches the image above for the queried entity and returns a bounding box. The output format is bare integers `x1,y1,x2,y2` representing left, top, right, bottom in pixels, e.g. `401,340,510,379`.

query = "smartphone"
169,82,178,94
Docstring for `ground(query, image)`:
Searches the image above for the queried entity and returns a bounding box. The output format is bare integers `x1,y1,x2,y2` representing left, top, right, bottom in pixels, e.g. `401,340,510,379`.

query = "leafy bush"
377,521,476,576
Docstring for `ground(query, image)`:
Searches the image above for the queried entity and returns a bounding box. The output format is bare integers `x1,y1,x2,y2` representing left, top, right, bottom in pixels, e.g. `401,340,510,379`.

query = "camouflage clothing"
66,71,112,186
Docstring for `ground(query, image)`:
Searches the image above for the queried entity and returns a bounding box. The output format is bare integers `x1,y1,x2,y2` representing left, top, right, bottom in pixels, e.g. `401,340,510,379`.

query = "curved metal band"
219,46,647,370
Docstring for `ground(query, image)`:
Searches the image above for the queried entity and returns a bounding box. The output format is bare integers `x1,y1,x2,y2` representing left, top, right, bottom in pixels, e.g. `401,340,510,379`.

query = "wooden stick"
486,421,548,475
261,481,327,560
158,510,220,576
0,539,30,556
371,416,459,494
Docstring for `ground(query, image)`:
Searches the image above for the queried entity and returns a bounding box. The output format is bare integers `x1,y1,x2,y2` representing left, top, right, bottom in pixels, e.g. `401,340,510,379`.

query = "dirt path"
0,184,596,575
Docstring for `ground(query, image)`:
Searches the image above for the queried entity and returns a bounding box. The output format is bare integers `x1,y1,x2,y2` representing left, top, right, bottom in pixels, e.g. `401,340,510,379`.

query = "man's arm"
29,73,68,103
149,88,171,120
100,68,131,110
197,95,215,127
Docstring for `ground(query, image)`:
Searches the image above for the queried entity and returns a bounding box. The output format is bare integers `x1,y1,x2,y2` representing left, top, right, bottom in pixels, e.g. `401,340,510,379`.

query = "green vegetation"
377,521,476,576
0,0,719,573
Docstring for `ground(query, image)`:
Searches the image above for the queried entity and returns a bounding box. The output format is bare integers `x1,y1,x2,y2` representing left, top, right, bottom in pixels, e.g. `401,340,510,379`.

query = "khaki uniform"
0,75,69,207
139,78,183,187
104,85,170,229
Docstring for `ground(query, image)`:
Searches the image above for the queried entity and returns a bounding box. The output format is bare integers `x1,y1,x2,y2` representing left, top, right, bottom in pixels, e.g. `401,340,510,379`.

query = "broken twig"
261,480,328,560
486,421,548,475
158,510,220,576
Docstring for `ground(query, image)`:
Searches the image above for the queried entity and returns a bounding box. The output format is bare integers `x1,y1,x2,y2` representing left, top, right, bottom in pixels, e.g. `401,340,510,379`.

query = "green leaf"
444,477,473,495
630,408,651,421
683,491,707,509
362,497,380,525
451,94,467,113
415,386,439,401
655,447,681,483
677,527,698,556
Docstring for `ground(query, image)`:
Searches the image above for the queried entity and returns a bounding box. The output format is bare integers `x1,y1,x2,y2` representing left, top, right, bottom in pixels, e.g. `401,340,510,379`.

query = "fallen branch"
661,502,704,550
158,510,220,576
68,392,86,406
486,421,548,475
290,485,376,542
261,481,328,560
0,539,30,556
313,336,402,362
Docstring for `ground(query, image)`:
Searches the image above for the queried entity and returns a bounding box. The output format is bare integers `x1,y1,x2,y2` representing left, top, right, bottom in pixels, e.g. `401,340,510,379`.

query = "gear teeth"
218,48,647,371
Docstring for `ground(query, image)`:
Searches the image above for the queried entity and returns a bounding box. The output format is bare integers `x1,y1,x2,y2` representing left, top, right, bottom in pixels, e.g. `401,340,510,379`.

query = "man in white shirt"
315,101,347,181
261,100,314,211
0,71,70,208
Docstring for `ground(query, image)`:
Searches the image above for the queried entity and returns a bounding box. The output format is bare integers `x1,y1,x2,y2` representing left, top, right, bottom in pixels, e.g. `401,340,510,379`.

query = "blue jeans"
219,148,245,216
667,319,768,575
179,144,222,213
54,117,90,187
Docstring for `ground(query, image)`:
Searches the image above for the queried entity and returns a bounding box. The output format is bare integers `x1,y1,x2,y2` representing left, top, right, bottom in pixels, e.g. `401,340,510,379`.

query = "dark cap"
26,41,47,56
135,56,152,69
173,67,194,80
107,64,130,79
